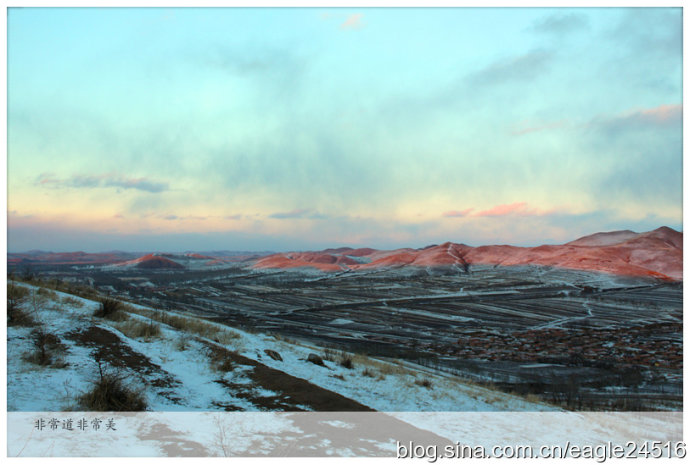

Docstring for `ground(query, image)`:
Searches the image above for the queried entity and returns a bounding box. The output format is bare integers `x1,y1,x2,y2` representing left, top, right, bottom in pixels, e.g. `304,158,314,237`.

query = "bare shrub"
7,284,33,326
8,308,37,327
94,297,127,321
23,328,68,367
77,357,147,411
28,290,49,314
338,353,354,370
7,283,29,310
207,348,235,373
79,375,147,411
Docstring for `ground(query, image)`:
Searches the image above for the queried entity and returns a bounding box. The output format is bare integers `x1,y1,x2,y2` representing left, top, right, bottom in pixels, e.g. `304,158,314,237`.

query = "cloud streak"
443,203,555,218
36,173,169,193
634,104,682,125
442,208,474,218
475,202,536,217
268,209,312,219
340,13,363,30
531,12,589,35
466,50,554,87
591,103,682,136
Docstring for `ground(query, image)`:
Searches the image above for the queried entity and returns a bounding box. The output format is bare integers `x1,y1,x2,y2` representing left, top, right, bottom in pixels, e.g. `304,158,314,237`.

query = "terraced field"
17,263,683,410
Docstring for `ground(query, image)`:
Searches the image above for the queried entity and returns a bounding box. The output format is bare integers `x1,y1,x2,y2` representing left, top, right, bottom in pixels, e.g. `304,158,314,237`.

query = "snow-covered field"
7,281,682,456
7,281,550,413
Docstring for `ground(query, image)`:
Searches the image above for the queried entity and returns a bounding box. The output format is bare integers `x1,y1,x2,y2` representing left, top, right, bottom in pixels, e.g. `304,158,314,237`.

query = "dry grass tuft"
524,393,543,404
36,287,59,300
79,374,147,411
125,306,241,346
115,319,161,341
338,353,354,370
352,354,408,376
322,348,337,362
414,378,433,389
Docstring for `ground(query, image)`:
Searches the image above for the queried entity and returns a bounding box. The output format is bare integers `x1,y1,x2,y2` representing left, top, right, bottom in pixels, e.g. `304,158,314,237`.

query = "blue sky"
7,7,683,252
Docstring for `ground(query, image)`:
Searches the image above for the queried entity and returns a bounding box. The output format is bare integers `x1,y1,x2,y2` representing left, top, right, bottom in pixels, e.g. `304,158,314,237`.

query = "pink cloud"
442,208,474,218
475,202,530,217
474,202,555,217
340,13,363,30
636,104,682,124
592,103,682,133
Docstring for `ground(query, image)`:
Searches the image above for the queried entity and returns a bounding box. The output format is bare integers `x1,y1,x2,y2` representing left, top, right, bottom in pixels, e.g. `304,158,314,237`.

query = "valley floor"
6,281,682,456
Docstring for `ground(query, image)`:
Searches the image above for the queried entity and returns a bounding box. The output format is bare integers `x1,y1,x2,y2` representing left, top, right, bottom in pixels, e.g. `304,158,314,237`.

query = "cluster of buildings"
429,324,682,370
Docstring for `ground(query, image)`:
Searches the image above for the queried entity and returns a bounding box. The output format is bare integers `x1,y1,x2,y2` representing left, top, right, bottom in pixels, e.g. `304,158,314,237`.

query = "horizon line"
7,225,681,256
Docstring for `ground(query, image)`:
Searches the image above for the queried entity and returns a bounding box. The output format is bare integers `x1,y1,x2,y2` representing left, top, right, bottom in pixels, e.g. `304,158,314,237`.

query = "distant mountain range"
253,227,682,280
8,227,683,280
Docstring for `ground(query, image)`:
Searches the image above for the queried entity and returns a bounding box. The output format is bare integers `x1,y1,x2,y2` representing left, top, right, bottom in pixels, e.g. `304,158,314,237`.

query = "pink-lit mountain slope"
252,227,682,280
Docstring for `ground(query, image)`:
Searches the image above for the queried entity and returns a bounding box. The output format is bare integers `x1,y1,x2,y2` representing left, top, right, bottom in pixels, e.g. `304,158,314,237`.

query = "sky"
7,7,683,252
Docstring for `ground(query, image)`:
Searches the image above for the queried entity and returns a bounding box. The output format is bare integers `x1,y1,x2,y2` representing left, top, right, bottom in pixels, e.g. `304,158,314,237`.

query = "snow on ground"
8,281,552,413
7,281,682,457
8,285,271,412
236,331,552,412
8,289,104,411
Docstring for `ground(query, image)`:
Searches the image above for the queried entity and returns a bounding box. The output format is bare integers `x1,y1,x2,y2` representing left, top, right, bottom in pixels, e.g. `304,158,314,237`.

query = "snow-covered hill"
7,281,681,456
7,281,551,413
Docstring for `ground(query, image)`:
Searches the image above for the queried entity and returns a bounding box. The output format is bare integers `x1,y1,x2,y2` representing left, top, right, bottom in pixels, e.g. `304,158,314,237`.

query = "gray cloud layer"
466,49,554,87
531,12,589,35
37,173,169,193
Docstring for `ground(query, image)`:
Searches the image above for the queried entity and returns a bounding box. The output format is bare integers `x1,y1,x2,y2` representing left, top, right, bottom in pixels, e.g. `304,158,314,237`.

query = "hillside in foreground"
8,281,549,414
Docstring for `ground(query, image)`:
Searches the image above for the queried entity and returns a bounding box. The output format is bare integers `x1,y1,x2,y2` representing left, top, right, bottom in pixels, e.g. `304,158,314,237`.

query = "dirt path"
65,325,182,404
66,324,374,412
201,341,375,412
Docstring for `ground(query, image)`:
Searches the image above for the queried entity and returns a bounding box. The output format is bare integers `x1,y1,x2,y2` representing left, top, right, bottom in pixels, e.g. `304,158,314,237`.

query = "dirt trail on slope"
66,324,374,412
201,341,374,412
65,325,182,403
